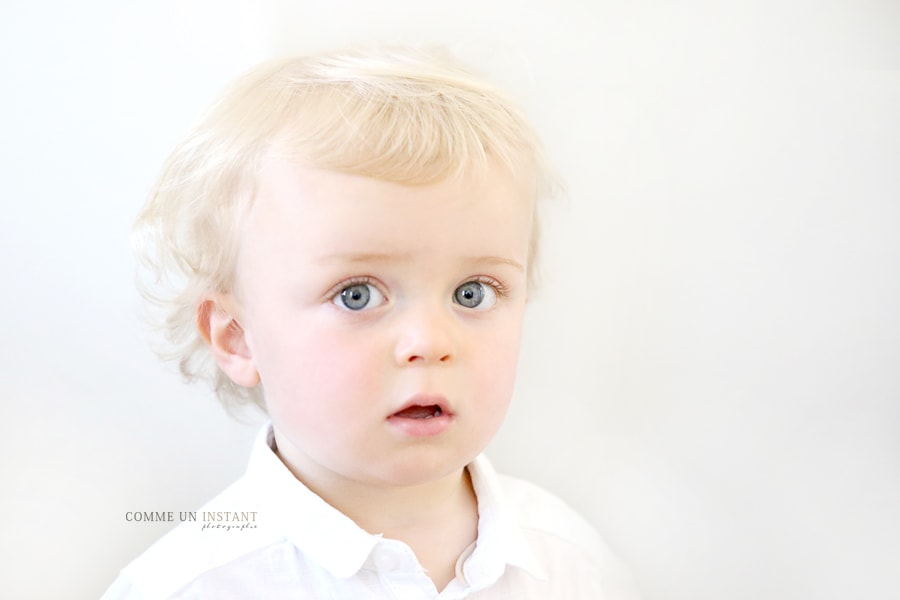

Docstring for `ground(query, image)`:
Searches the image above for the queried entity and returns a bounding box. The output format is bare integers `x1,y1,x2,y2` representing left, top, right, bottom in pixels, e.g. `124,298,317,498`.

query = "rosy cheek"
271,327,383,404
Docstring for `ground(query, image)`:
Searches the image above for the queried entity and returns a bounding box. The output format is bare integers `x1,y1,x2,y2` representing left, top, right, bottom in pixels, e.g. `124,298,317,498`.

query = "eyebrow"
316,252,408,263
316,252,524,272
468,256,525,272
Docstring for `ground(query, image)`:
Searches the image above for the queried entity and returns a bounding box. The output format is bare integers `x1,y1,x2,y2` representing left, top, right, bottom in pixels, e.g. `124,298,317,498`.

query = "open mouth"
391,405,444,420
387,396,452,436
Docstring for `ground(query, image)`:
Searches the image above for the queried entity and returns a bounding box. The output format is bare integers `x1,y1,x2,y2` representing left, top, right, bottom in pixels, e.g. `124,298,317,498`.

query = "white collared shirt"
102,425,639,599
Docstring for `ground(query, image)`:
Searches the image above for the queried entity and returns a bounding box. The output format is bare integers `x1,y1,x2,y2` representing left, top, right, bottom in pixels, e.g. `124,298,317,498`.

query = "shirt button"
373,549,400,572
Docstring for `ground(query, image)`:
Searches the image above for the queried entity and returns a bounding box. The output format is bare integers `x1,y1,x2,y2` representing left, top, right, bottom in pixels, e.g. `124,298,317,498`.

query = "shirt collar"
244,424,379,579
244,423,547,584
464,454,548,585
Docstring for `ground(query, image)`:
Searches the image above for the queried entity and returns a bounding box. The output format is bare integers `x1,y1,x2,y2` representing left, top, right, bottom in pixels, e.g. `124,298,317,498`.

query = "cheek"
487,350,520,408
250,317,385,416
471,319,524,411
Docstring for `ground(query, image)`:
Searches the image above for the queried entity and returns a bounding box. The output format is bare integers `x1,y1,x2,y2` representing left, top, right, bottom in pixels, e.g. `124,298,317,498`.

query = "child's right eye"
333,283,386,311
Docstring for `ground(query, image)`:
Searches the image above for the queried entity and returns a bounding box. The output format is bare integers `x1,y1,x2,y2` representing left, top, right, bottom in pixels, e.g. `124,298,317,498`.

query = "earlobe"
197,296,260,388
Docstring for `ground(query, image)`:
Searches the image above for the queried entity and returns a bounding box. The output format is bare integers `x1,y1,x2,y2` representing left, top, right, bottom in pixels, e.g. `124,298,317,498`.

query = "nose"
393,305,456,366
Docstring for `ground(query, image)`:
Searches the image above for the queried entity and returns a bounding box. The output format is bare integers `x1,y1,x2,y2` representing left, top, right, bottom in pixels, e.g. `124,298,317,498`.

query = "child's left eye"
453,281,498,310
333,283,386,311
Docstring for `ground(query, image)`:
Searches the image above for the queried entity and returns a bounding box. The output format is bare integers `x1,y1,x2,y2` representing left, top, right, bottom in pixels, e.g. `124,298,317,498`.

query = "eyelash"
465,275,508,299
325,276,385,301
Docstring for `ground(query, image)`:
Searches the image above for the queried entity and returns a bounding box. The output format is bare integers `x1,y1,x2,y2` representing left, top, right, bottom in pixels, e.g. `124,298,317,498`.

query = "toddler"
103,46,638,599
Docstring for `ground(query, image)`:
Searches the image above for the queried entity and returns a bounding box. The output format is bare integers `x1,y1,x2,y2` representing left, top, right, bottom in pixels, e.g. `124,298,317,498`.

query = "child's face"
229,159,533,489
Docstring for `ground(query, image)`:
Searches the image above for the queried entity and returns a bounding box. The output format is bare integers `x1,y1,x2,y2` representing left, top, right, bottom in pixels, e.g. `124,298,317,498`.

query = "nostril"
404,353,449,364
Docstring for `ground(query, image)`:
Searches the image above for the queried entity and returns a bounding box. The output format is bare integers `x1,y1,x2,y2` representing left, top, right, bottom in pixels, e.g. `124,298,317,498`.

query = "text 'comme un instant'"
125,511,258,531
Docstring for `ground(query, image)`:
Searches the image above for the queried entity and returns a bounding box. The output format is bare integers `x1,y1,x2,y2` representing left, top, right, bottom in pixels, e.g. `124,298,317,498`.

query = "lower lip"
386,413,453,437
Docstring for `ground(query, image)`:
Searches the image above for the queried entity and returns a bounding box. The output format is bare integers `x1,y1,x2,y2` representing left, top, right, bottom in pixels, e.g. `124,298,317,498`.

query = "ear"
197,295,260,388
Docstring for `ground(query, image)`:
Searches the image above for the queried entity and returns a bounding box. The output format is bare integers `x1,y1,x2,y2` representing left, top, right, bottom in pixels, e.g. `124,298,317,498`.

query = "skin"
200,158,534,590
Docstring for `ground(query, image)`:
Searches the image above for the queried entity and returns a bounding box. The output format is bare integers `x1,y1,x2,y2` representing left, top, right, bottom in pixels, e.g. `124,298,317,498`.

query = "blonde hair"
134,46,557,410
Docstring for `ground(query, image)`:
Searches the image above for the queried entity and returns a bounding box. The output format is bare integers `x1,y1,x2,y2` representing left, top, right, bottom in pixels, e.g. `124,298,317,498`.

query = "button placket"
371,541,439,598
373,547,401,572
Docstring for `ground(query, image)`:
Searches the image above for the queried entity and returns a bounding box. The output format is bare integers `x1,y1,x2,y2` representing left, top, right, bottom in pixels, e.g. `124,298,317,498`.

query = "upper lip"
389,393,453,418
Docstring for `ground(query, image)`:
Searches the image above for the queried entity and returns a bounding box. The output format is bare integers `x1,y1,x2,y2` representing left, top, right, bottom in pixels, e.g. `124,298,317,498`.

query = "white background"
1,1,898,599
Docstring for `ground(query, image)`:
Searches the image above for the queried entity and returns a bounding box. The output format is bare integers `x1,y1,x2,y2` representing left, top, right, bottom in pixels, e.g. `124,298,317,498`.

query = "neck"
273,441,479,591
331,468,478,592
278,450,476,537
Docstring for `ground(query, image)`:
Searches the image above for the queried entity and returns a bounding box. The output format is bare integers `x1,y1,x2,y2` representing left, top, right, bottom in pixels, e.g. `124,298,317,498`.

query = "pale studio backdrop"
1,1,898,599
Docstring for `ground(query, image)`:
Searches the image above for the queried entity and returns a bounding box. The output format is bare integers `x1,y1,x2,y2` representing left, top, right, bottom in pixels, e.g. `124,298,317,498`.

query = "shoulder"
106,477,279,600
496,473,603,550
496,473,641,599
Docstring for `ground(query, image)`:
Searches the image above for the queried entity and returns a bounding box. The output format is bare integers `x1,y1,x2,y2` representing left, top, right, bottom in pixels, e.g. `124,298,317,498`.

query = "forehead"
240,159,534,262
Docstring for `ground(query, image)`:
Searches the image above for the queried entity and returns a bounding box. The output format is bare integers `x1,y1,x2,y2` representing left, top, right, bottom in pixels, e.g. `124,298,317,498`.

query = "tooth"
433,409,441,417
